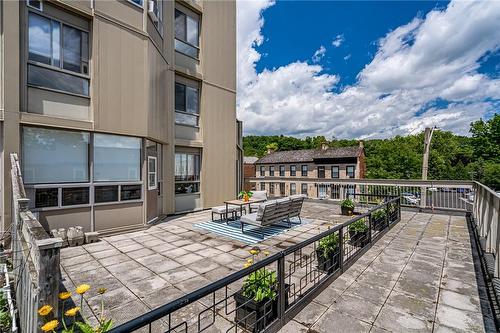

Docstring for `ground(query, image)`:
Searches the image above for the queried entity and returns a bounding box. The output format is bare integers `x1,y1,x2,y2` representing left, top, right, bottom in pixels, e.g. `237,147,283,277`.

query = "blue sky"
237,0,500,139
256,1,445,89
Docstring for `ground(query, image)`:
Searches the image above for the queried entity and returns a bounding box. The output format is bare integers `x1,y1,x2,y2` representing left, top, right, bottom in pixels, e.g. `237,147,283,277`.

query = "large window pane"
175,39,198,58
175,153,200,182
51,21,61,67
95,186,118,203
62,187,89,206
121,185,142,200
174,10,185,40
175,113,198,126
22,127,89,184
186,87,199,114
62,25,82,73
28,64,89,96
28,13,51,65
35,188,59,208
94,134,141,181
175,182,199,194
175,83,186,111
186,16,199,46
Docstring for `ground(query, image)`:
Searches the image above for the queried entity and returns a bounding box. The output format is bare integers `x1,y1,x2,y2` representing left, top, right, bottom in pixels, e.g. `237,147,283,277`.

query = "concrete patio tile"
175,275,212,293
87,286,138,312
98,253,130,267
394,277,439,302
160,266,199,284
142,238,166,248
356,268,399,289
176,253,205,265
292,301,328,328
330,293,383,324
164,247,189,258
190,259,221,274
61,253,94,267
150,243,177,253
115,267,156,283
182,243,208,252
439,290,481,312
107,260,143,274
374,304,433,333
279,320,309,333
126,248,156,259
83,241,112,253
172,239,193,247
211,253,241,266
106,300,168,331
312,309,371,333
91,248,122,260
440,277,480,298
117,243,144,253
215,244,237,252
344,281,392,305
60,246,88,259
63,259,102,275
385,290,435,321
127,275,171,299
435,303,486,333
142,286,184,309
203,266,235,282
135,253,167,266
370,326,392,333
146,259,182,274
196,246,224,258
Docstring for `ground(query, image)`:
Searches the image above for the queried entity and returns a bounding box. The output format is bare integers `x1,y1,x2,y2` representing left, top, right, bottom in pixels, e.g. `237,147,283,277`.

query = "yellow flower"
58,292,71,301
249,249,259,255
64,306,80,317
246,258,253,264
41,320,58,332
263,250,270,256
76,284,90,295
98,287,107,295
243,262,251,268
38,305,53,316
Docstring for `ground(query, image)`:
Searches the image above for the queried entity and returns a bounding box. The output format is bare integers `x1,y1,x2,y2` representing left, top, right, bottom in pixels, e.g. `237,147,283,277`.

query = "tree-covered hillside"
243,114,500,189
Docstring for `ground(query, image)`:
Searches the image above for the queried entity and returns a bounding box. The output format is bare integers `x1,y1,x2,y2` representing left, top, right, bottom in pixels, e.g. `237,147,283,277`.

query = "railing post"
338,227,344,272
368,212,372,243
277,254,286,328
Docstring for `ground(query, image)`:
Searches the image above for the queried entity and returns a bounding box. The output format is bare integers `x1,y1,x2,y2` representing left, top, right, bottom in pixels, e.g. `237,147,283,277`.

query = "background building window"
290,165,296,176
332,166,339,178
301,183,308,195
95,186,119,203
62,187,89,206
94,134,141,182
301,165,308,176
279,183,285,195
148,0,163,33
269,166,275,176
347,166,356,178
260,166,265,176
260,182,266,191
175,9,199,58
28,12,89,96
318,166,325,178
279,165,285,177
175,153,201,194
175,82,199,126
290,183,296,195
22,127,89,184
270,183,275,195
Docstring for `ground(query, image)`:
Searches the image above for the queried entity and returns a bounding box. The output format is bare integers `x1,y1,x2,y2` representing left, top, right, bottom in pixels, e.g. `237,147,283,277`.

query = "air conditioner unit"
148,1,159,22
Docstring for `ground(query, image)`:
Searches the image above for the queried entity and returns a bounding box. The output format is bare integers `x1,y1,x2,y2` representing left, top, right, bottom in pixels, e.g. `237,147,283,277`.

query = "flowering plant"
39,284,113,333
242,247,276,302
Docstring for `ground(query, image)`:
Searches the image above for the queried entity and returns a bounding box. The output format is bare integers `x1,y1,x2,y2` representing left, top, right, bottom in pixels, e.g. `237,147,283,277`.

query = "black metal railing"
109,197,401,333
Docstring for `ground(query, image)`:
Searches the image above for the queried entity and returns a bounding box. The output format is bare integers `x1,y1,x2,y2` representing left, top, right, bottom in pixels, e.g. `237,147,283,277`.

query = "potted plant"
239,191,253,202
234,248,288,332
371,208,387,231
341,198,355,216
316,231,340,273
348,219,369,247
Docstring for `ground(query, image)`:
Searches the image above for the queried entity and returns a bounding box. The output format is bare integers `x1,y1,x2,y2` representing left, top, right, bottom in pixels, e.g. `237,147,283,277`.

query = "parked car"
401,192,420,205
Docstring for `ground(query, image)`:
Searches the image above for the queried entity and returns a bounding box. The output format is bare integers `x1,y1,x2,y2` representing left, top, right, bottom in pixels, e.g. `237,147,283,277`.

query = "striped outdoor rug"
195,217,308,244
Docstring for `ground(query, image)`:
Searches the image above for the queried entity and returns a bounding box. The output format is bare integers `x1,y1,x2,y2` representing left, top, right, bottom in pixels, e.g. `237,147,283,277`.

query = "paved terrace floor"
59,201,495,332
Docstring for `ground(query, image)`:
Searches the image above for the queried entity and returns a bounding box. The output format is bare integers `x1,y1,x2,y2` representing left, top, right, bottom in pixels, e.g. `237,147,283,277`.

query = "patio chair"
289,194,306,224
249,190,268,213
240,197,295,238
211,206,238,223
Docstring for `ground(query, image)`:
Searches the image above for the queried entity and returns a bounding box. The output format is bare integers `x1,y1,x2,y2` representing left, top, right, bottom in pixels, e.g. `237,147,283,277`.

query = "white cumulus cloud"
237,0,500,138
312,45,327,63
332,34,345,48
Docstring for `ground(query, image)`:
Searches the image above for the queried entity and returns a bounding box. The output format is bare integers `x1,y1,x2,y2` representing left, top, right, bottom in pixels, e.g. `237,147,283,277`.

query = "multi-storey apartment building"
254,142,366,199
0,0,240,234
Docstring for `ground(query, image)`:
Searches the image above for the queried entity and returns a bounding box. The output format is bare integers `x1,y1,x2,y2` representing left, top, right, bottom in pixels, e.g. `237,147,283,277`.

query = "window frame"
331,166,339,179
301,165,308,177
279,165,285,177
290,183,296,195
27,10,90,98
174,81,200,127
290,165,296,177
260,182,266,191
318,166,325,179
127,0,144,9
26,0,43,11
147,156,158,191
174,8,200,59
260,166,265,177
347,165,356,179
174,152,201,195
148,0,164,36
269,166,275,177
301,183,308,195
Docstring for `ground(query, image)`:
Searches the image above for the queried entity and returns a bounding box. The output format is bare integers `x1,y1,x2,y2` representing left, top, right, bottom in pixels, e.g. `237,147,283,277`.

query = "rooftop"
256,146,363,164
59,200,495,332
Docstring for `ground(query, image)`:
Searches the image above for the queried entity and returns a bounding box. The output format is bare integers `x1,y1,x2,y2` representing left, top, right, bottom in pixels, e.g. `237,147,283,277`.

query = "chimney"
358,140,364,149
266,148,273,155
321,142,329,151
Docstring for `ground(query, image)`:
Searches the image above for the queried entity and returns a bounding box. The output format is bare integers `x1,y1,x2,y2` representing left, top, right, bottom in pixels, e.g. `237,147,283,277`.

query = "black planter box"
372,217,386,231
348,229,369,247
316,248,340,273
341,206,354,216
234,285,289,332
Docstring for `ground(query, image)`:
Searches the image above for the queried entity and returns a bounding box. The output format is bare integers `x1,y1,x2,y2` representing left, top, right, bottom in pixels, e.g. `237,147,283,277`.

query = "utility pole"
421,127,436,209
